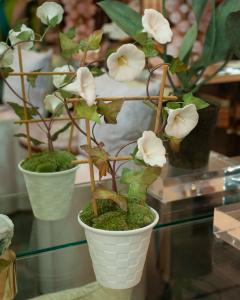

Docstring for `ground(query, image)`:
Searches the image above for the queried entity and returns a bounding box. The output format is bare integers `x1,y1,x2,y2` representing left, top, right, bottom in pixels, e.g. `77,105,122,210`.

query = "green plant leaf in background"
120,166,161,203
99,0,143,42
89,66,105,77
7,102,38,120
81,145,109,178
192,0,208,22
14,133,44,146
226,11,240,59
183,92,209,110
76,100,101,123
79,30,103,51
179,22,198,63
65,27,76,39
26,68,42,88
59,32,80,58
166,102,181,109
97,100,124,124
95,187,127,211
51,122,72,142
169,57,188,74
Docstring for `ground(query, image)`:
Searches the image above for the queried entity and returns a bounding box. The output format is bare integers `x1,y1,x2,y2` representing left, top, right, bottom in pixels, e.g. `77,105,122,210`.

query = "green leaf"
99,0,143,41
81,145,109,178
226,11,240,58
120,166,161,203
14,133,44,146
89,66,105,77
192,0,208,22
66,27,76,39
17,30,32,41
26,68,42,88
0,67,13,78
169,57,188,74
97,100,124,124
76,100,100,123
59,32,80,58
179,22,198,63
7,102,38,120
95,187,127,211
166,102,181,109
48,15,59,27
51,122,72,141
79,30,103,51
183,92,209,110
142,40,158,57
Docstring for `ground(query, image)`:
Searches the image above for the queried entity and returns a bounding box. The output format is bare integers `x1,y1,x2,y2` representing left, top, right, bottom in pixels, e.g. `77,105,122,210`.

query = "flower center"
117,55,128,66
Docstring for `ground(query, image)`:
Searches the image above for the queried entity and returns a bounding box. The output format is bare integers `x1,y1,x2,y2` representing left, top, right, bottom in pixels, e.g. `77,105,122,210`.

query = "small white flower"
142,9,173,44
107,43,145,81
36,2,64,26
0,214,14,255
53,65,75,89
0,42,13,67
136,131,166,167
165,104,199,139
43,93,64,115
9,24,35,50
62,67,96,106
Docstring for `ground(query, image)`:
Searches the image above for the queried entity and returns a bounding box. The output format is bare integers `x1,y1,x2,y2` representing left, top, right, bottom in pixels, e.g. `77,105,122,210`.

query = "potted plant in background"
99,0,240,173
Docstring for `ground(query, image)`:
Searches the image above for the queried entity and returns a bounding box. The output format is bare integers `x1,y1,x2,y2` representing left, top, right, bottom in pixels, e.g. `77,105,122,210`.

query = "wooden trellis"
10,47,177,215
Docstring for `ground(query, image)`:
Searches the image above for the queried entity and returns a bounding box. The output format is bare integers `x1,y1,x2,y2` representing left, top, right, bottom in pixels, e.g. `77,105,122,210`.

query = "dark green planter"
166,99,219,171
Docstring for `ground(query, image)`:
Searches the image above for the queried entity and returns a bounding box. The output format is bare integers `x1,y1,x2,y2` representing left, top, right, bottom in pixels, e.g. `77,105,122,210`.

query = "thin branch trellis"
12,47,177,215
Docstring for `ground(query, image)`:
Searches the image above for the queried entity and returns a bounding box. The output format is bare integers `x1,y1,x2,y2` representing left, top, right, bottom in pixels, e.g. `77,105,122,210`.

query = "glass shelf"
1,152,239,259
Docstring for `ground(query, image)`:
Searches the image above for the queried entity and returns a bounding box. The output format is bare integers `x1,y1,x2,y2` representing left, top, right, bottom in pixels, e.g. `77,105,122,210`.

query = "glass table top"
2,152,240,259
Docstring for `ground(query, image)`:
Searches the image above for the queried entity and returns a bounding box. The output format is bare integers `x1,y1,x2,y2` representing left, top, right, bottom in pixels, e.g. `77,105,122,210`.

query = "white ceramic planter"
19,162,78,221
78,208,159,289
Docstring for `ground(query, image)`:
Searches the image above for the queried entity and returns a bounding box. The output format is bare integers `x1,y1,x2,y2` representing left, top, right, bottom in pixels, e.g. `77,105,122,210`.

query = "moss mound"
21,151,76,173
80,200,155,231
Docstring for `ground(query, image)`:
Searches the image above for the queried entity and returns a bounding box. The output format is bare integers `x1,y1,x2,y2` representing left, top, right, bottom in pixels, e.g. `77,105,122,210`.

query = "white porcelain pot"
78,208,159,289
19,162,78,221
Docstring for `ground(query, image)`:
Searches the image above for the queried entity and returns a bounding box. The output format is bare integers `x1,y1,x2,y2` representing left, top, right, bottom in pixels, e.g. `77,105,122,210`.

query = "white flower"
165,104,199,139
9,24,35,50
136,131,166,167
0,42,13,67
62,67,96,106
53,65,75,89
142,9,173,44
107,43,145,81
0,214,14,255
36,2,64,26
43,93,64,115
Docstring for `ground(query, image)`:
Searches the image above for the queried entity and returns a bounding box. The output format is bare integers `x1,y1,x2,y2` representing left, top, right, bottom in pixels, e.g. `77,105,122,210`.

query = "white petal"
137,131,166,167
43,93,63,115
0,42,13,67
9,24,35,50
142,9,173,44
76,67,96,106
37,2,64,26
165,104,199,139
107,43,145,81
53,65,75,88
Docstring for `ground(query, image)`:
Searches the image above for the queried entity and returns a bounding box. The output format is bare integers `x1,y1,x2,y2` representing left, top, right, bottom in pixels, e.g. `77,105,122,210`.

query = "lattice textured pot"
19,163,78,221
78,208,159,289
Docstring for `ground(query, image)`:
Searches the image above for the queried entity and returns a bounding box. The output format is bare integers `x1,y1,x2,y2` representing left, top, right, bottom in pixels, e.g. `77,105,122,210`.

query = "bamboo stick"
17,46,32,158
68,95,177,102
85,119,98,216
9,71,75,76
154,64,168,134
72,155,132,165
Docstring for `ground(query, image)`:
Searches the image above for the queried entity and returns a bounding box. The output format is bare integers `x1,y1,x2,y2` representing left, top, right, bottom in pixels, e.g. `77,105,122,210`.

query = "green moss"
126,204,155,229
21,151,76,173
80,199,119,226
93,211,128,231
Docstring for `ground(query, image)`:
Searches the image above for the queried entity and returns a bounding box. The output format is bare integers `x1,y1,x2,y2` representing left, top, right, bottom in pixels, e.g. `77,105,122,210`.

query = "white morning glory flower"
9,24,35,50
43,92,64,115
62,67,96,107
0,214,14,256
136,131,166,167
142,9,173,44
107,43,145,81
53,65,75,89
0,42,13,67
36,2,64,27
165,104,199,139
